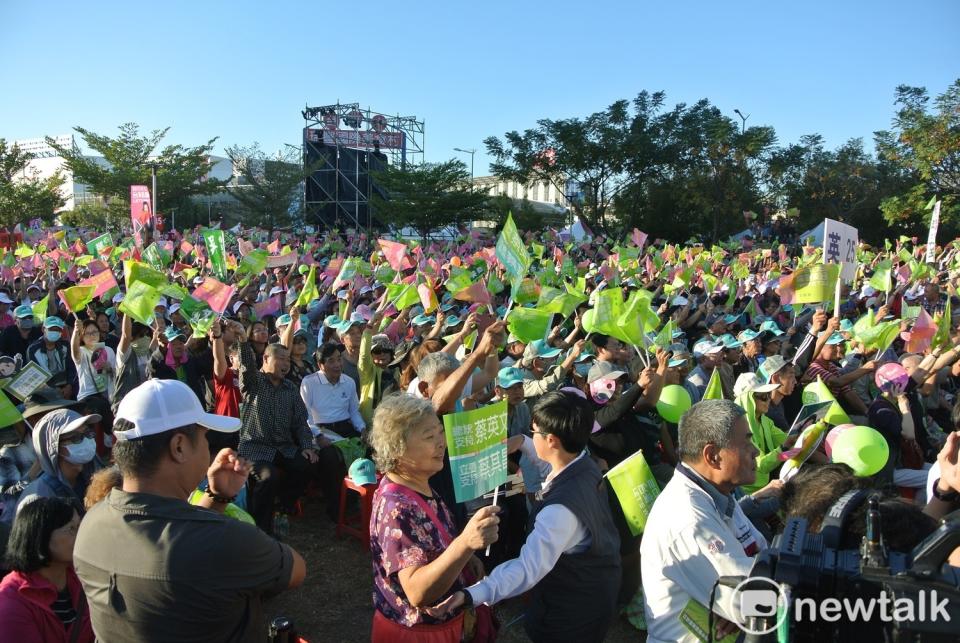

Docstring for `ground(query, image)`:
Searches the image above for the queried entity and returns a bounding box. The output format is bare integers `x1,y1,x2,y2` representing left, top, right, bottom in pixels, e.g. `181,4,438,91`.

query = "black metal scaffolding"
302,103,424,231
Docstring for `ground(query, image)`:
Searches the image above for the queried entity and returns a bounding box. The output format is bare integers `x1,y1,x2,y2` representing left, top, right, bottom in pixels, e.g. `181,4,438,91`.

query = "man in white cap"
685,339,724,402
74,379,306,642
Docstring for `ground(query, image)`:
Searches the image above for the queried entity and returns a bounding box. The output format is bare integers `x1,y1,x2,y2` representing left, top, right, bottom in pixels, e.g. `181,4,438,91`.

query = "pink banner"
254,295,282,319
79,269,119,299
266,252,298,268
192,277,236,315
130,185,153,247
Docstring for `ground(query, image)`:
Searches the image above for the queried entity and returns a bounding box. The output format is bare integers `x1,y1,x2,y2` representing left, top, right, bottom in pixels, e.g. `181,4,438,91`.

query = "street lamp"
733,109,750,135
453,147,476,188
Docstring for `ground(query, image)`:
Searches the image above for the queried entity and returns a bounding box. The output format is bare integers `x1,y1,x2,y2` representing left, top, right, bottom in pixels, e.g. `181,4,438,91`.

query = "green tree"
484,99,638,234
0,139,66,228
875,80,960,236
766,135,903,242
371,159,488,239
615,99,775,241
484,194,544,232
225,144,316,233
46,123,226,232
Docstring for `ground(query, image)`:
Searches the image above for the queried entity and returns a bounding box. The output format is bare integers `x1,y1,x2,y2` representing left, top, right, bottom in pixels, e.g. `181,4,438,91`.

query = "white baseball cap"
0,293,13,304
114,379,240,440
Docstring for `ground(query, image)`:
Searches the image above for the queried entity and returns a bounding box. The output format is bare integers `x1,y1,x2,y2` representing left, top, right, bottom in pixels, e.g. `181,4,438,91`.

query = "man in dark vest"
429,390,621,642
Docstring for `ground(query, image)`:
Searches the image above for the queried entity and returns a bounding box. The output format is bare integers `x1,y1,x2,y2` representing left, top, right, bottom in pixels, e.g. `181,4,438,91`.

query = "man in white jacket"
641,399,766,643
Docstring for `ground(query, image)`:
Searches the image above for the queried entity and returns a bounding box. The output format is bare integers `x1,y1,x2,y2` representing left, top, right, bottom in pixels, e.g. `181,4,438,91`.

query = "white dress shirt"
299,370,365,432
466,448,590,606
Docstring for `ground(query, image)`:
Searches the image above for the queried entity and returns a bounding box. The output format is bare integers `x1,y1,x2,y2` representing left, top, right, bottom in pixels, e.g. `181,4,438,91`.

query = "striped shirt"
236,342,313,463
51,588,78,627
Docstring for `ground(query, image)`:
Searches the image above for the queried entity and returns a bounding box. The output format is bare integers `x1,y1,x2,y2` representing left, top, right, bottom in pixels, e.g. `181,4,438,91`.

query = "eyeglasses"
83,330,100,337
532,430,550,439
753,393,771,402
61,428,96,444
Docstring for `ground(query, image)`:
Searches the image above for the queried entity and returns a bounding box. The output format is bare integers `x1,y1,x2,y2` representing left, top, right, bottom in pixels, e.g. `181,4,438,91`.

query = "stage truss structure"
302,102,424,231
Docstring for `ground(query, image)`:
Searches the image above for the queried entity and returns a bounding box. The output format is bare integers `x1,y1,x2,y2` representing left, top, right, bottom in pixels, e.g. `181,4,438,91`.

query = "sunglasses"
753,393,771,402
62,428,96,444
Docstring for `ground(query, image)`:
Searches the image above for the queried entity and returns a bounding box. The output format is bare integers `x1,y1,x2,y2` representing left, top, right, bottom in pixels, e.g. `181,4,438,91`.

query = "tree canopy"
46,123,225,229
0,139,66,229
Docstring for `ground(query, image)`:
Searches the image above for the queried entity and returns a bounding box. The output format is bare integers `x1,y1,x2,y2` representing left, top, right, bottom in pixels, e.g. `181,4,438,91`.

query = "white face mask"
62,437,97,465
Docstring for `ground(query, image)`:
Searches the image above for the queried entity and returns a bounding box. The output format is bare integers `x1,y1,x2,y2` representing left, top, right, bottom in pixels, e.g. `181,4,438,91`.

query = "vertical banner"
821,218,858,282
201,228,228,282
442,400,509,503
926,200,941,264
130,185,153,247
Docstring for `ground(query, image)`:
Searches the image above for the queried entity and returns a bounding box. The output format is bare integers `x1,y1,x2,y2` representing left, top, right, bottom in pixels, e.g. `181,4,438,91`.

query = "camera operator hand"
936,431,960,496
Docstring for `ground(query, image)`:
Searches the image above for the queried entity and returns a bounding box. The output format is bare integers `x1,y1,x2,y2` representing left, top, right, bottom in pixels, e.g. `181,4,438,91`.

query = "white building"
9,134,235,212
472,175,572,210
9,135,101,211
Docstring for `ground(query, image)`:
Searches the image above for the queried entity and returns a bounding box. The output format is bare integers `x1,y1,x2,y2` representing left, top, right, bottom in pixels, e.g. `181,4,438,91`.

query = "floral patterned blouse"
370,482,463,626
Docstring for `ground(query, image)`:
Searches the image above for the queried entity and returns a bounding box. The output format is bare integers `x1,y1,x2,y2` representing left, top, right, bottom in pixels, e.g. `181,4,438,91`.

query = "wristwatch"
931,478,959,503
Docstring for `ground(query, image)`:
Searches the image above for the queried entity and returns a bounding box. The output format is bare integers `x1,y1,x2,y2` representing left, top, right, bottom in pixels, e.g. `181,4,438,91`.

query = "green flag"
513,278,540,305
201,229,228,281
142,243,168,271
537,286,586,318
385,283,420,311
61,286,95,313
0,391,24,429
237,249,269,276
118,281,162,326
507,307,553,343
653,320,674,350
703,368,724,400
616,290,660,347
124,260,168,291
179,296,218,337
605,449,661,536
495,212,531,290
857,319,900,352
582,288,622,339
801,377,851,426
295,266,319,307
933,298,952,350
87,233,113,257
869,260,892,293
31,294,49,324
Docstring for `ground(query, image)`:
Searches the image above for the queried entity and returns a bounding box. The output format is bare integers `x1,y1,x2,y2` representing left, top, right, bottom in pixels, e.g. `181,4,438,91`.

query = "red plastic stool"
336,476,380,550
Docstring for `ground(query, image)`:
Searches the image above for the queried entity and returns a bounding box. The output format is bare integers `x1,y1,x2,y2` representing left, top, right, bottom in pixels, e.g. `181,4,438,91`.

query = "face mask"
63,437,97,465
45,330,62,343
17,318,33,330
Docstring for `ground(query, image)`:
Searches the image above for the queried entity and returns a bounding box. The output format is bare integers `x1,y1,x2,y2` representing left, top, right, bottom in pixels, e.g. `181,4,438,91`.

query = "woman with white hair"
367,393,500,642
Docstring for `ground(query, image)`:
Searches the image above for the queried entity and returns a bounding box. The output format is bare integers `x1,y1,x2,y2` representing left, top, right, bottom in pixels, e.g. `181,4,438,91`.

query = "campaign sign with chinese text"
821,218,858,281
443,400,508,503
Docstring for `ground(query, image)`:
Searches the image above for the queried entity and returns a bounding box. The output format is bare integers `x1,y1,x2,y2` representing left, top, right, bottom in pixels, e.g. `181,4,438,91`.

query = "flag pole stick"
485,485,500,557
834,265,843,318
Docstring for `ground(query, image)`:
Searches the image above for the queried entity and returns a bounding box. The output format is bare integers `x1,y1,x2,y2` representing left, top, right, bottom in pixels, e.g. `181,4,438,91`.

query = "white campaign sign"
926,200,941,264
822,218,858,282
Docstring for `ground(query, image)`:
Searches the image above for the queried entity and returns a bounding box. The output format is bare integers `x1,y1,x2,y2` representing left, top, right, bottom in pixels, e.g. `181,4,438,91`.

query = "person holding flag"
70,317,116,456
430,390,621,643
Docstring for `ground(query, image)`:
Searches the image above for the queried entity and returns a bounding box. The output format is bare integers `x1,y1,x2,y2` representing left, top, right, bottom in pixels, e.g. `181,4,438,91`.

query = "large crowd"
0,220,958,643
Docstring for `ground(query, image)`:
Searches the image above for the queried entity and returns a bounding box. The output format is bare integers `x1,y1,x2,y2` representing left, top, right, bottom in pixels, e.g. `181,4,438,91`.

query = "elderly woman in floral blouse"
368,393,500,642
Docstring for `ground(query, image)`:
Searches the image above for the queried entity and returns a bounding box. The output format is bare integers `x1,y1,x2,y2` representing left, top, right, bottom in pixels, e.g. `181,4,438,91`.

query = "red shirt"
0,568,94,643
214,370,241,418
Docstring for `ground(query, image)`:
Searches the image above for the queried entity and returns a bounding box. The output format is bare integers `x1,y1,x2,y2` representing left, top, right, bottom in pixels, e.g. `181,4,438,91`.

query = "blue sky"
2,1,957,175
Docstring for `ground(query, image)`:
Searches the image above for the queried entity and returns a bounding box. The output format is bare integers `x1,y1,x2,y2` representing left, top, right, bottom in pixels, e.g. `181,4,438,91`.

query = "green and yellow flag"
605,449,661,536
295,266,319,308
507,307,553,344
60,286,95,313
703,368,724,400
118,281,162,326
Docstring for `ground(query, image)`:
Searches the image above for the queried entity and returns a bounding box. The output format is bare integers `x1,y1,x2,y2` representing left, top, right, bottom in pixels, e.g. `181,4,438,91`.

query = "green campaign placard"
442,400,509,503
